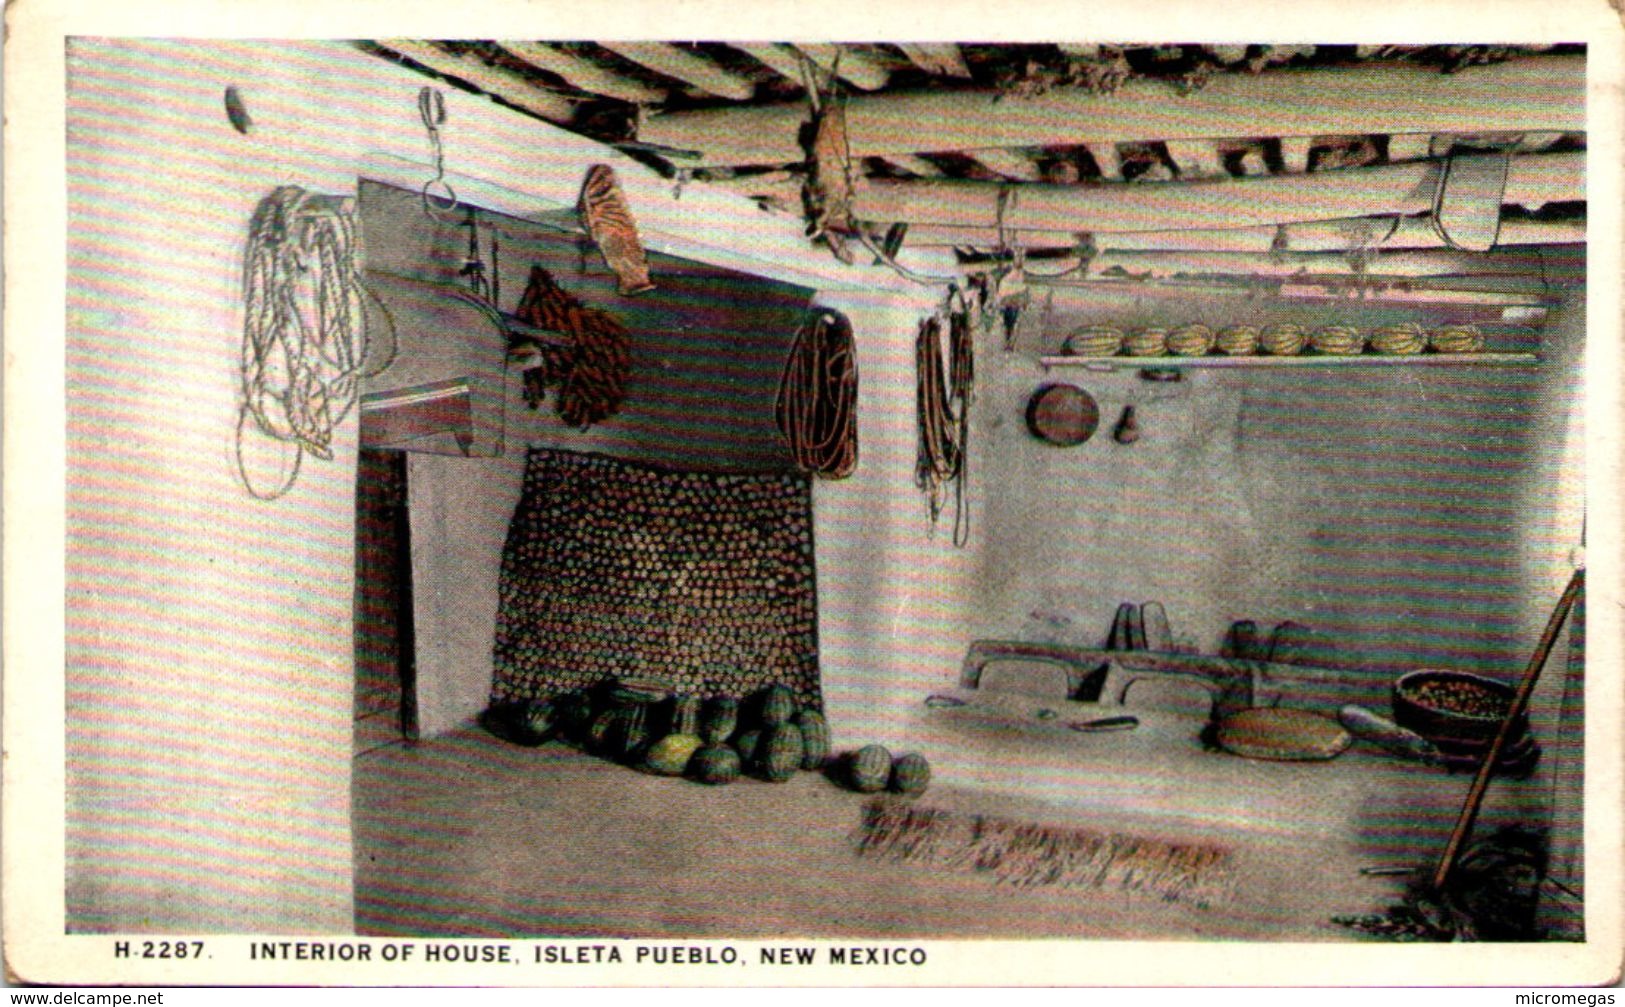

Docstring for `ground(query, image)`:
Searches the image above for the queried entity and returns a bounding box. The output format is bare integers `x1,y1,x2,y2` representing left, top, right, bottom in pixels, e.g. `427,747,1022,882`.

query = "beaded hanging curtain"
491,448,821,709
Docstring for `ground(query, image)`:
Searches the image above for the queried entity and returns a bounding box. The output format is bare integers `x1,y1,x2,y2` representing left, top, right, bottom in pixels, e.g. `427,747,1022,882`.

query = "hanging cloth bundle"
775,308,859,479
513,265,630,429
915,292,974,546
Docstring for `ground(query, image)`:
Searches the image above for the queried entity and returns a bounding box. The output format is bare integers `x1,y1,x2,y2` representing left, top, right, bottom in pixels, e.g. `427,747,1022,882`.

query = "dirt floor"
352,715,1549,941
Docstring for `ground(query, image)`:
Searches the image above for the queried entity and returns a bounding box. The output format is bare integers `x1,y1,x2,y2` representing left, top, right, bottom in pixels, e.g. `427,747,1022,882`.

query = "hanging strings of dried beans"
915,290,975,546
775,308,859,479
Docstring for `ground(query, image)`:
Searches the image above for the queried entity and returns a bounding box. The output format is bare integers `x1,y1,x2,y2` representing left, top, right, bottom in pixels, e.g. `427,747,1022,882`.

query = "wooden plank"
791,43,891,91
598,42,757,101
638,54,1585,169
500,41,667,104
377,40,577,121
1040,353,1540,370
850,151,1582,234
895,43,972,78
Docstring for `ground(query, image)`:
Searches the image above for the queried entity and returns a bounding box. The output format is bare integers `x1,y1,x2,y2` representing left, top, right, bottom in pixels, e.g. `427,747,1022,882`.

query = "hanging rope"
237,185,376,500
915,290,974,546
775,308,859,479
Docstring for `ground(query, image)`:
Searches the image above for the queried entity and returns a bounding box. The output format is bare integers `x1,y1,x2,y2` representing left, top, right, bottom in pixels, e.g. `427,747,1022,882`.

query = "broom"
854,798,1236,909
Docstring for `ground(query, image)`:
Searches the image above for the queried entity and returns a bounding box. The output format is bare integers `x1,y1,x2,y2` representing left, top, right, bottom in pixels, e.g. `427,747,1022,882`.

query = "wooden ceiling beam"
1164,140,1226,179
852,151,1582,234
377,40,578,121
1385,134,1433,163
899,215,1585,253
1085,142,1123,181
638,55,1584,169
1280,136,1313,174
597,42,758,101
730,43,809,86
965,148,1044,181
500,41,668,104
895,43,972,78
790,43,893,91
878,153,947,177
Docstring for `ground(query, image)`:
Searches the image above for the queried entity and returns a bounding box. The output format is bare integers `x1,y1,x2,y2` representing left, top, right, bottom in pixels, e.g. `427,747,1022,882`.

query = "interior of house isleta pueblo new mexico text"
59,37,1604,949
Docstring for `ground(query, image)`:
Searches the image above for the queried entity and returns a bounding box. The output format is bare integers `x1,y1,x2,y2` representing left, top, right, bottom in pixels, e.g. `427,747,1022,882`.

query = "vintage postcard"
5,0,1623,989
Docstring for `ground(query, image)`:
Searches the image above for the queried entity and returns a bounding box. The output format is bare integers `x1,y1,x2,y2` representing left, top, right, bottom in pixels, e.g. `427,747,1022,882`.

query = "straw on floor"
854,798,1237,909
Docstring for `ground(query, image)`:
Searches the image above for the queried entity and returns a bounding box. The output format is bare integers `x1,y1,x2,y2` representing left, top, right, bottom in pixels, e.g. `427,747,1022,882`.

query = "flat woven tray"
1216,708,1352,761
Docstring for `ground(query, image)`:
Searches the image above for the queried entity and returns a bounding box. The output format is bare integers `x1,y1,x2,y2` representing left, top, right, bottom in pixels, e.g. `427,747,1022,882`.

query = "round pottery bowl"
1392,669,1524,746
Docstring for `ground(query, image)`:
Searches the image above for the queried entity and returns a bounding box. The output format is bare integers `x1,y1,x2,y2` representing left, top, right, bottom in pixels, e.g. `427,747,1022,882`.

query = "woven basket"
1063,325,1124,357
1215,325,1261,356
1369,322,1427,355
1430,324,1485,353
1167,323,1216,356
1311,324,1365,356
1123,327,1169,357
1260,323,1307,356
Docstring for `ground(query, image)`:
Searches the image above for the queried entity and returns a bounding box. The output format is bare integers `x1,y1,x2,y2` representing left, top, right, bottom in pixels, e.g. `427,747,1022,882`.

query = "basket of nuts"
1391,669,1525,748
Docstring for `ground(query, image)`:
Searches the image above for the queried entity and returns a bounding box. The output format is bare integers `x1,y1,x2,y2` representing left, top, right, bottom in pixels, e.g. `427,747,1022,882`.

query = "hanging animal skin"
803,89,856,252
579,165,655,296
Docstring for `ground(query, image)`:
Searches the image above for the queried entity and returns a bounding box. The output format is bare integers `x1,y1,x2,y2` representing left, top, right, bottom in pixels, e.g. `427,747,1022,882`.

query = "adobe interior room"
58,36,1607,953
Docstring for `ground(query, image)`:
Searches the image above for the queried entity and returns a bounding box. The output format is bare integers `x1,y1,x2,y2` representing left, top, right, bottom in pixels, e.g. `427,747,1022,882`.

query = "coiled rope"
915,289,974,546
775,308,859,479
237,185,387,500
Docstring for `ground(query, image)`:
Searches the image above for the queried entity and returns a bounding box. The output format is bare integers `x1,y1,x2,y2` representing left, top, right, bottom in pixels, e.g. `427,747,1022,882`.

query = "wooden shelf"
1039,352,1539,372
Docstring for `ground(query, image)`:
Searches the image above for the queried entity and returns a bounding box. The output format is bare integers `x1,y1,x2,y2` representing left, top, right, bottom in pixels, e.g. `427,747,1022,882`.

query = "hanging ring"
417,87,459,218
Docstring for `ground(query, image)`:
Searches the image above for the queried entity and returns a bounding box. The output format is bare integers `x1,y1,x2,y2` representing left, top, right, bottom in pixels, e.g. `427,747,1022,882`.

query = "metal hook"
417,87,458,218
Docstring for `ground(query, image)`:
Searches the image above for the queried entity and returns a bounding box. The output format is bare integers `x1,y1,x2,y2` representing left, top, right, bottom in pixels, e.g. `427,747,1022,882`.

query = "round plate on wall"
1025,383,1100,446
